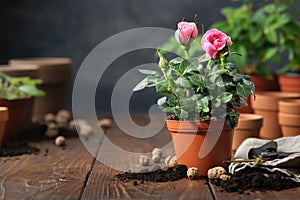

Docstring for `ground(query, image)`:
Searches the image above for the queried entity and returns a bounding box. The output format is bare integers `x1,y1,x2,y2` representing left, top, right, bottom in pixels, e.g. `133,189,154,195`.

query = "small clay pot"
0,107,9,144
278,99,300,137
0,99,30,140
0,65,39,128
232,114,263,156
166,120,233,176
9,58,72,122
238,75,279,113
251,92,300,139
279,74,300,93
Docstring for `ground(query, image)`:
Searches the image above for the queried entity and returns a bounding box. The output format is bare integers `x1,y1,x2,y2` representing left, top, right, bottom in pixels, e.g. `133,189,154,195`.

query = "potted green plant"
211,0,299,90
0,72,45,141
133,20,255,176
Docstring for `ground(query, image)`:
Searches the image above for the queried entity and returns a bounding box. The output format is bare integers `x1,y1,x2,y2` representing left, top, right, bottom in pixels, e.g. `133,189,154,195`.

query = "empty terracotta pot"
166,120,233,176
238,75,279,113
9,58,72,122
232,114,263,156
278,99,300,137
0,107,9,144
278,74,300,93
251,92,300,139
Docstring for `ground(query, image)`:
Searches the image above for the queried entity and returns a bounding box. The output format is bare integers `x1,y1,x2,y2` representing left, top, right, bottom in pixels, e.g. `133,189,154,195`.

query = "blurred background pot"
278,98,300,137
232,114,263,156
278,73,300,93
9,57,72,122
0,107,9,144
0,65,39,128
0,99,30,140
251,92,300,139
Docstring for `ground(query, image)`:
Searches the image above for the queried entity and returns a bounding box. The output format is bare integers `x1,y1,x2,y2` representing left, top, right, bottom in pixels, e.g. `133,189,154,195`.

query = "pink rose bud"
201,29,233,59
175,21,198,46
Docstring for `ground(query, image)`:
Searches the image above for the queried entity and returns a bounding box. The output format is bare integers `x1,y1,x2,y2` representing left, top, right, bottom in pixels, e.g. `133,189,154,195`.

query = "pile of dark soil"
116,165,188,185
0,124,77,157
211,168,300,193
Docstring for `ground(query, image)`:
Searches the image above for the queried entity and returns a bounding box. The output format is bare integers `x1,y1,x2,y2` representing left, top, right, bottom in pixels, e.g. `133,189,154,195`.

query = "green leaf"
157,96,167,106
236,82,252,98
169,57,184,65
155,80,170,94
265,29,277,44
179,109,188,119
133,77,149,91
138,69,157,75
221,92,233,103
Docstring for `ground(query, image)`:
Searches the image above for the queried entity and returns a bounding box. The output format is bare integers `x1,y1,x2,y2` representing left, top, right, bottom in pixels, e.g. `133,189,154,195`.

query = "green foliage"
133,49,255,129
0,72,45,100
211,0,300,77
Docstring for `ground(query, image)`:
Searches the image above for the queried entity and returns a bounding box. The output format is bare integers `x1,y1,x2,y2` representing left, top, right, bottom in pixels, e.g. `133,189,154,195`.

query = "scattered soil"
0,124,78,157
116,164,188,185
211,168,300,193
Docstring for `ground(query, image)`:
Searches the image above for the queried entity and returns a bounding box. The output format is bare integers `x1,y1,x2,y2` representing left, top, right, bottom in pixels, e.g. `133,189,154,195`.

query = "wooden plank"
209,177,300,200
81,116,214,199
0,137,99,200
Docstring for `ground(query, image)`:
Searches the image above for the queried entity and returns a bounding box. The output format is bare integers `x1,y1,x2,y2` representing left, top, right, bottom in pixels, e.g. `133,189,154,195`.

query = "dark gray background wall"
0,0,243,115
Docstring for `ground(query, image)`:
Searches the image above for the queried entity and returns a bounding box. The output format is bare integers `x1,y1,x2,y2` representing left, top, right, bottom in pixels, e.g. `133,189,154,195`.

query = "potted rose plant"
133,20,255,175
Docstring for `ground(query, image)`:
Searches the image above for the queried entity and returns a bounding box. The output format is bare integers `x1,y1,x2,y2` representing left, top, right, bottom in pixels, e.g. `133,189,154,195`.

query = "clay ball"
139,155,150,166
55,136,66,146
57,109,71,121
44,113,55,123
45,122,58,138
152,148,162,157
207,166,226,179
168,156,177,168
99,118,112,129
187,167,199,180
152,153,160,163
220,174,231,181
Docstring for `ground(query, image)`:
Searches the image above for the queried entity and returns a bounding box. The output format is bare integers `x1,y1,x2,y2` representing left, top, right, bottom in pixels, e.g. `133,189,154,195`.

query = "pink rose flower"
201,29,233,59
175,21,198,45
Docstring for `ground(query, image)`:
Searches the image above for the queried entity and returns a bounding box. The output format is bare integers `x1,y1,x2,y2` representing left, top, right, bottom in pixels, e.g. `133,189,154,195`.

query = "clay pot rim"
165,119,232,133
0,107,9,122
236,114,263,129
279,98,300,105
278,113,300,126
9,57,72,65
0,64,39,71
255,91,300,98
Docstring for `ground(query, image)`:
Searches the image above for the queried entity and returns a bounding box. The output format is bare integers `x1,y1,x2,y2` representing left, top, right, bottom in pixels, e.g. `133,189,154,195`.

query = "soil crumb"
116,165,188,183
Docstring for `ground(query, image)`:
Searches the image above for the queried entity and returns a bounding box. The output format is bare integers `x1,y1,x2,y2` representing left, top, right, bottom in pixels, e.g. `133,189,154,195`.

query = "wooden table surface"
0,115,299,200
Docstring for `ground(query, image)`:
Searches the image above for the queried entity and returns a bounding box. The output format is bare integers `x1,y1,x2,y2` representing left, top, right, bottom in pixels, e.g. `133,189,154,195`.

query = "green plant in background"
0,72,45,100
212,0,300,78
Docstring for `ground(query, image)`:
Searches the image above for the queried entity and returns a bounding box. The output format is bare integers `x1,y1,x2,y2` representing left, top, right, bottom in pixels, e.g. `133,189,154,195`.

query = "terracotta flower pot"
238,75,279,113
0,107,9,144
278,99,300,137
232,114,263,156
251,92,300,139
0,99,30,140
9,58,72,122
166,120,233,176
0,65,39,128
278,74,300,93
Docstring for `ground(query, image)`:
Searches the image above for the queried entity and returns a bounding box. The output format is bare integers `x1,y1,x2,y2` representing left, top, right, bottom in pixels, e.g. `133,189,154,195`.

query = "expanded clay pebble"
57,109,71,121
219,174,230,181
55,115,68,128
79,124,93,137
69,120,76,131
152,153,160,163
165,155,172,166
139,155,150,166
168,156,177,168
99,118,112,129
207,166,226,179
152,148,162,157
55,136,66,146
44,113,55,123
187,167,199,180
45,123,58,138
